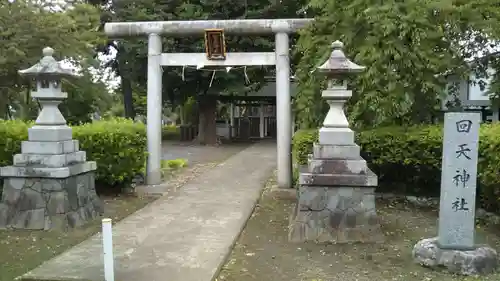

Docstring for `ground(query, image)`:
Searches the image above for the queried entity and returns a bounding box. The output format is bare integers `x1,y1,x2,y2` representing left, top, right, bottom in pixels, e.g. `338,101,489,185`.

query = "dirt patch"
0,194,156,281
217,177,500,281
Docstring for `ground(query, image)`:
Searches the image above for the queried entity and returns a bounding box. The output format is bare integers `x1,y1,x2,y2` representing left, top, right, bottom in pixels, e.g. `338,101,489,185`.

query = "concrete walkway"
20,142,276,281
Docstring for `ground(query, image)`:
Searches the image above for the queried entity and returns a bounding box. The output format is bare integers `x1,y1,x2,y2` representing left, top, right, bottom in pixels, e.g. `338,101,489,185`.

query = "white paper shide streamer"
179,65,251,87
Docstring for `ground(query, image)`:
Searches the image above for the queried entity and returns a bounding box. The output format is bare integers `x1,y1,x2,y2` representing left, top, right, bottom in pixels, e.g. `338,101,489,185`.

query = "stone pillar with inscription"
412,112,497,275
288,41,384,243
0,47,103,230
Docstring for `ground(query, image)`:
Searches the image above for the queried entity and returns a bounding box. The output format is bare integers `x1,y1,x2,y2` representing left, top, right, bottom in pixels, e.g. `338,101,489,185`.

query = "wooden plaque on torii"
204,29,227,60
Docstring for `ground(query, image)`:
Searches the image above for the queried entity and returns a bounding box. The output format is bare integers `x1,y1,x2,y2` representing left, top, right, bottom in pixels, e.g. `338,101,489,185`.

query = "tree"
0,0,104,120
60,67,115,125
294,0,500,129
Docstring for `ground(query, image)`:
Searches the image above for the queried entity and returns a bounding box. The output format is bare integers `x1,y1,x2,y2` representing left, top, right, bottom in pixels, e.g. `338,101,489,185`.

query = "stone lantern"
317,41,364,145
288,41,384,243
0,47,103,230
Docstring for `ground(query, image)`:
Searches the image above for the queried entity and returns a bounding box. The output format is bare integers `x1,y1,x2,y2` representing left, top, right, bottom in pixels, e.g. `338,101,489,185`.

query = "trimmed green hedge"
0,118,147,189
292,129,318,166
162,125,180,140
293,124,500,212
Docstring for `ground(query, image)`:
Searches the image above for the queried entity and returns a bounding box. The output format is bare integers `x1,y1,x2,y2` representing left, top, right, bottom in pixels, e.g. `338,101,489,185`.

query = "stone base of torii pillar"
288,41,384,243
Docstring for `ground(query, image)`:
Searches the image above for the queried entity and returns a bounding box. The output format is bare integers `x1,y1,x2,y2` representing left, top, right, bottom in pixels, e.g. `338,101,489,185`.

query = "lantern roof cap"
317,41,365,75
18,47,76,78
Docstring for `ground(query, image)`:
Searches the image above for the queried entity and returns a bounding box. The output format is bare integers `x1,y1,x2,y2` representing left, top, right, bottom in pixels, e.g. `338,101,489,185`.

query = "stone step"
307,158,368,175
28,125,72,142
0,161,96,178
13,151,86,168
21,140,79,155
318,127,355,145
299,170,377,187
312,143,360,160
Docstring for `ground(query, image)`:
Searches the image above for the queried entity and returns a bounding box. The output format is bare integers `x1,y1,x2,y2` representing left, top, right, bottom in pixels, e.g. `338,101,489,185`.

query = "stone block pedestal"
0,168,103,230
289,144,384,243
0,138,103,230
289,185,383,243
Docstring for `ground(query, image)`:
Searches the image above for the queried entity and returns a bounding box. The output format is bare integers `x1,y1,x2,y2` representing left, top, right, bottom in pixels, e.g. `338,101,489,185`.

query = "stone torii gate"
104,19,312,188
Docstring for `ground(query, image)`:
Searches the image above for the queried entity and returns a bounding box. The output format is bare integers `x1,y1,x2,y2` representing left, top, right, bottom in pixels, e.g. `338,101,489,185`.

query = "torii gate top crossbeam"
104,18,313,37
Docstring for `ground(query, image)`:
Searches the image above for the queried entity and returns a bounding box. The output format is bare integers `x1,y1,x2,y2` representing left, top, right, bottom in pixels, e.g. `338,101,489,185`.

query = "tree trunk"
20,84,31,120
196,95,218,145
179,105,185,125
121,76,135,119
0,89,7,119
117,46,135,119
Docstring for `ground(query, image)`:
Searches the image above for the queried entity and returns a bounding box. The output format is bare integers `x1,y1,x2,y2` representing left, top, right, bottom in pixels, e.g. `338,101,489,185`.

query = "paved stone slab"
298,170,377,187
21,140,79,155
20,142,276,281
1,161,96,178
312,143,361,160
308,159,367,174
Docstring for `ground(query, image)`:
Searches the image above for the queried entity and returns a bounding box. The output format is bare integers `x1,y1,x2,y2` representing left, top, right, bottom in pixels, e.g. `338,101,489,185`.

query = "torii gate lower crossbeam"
104,19,313,189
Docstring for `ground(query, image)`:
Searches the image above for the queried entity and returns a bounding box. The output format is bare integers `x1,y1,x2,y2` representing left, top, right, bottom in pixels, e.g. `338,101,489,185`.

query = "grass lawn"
217,177,500,281
0,194,157,281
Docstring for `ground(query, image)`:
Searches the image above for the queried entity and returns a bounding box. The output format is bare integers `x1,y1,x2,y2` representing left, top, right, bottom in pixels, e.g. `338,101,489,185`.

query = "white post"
102,218,115,281
275,32,292,188
259,103,265,138
264,105,268,137
230,103,235,137
146,33,163,185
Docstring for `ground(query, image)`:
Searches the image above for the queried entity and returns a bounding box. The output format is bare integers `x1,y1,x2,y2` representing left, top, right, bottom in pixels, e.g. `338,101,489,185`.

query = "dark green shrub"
0,120,30,166
0,118,146,190
292,124,500,212
356,126,443,196
74,118,147,187
477,124,500,211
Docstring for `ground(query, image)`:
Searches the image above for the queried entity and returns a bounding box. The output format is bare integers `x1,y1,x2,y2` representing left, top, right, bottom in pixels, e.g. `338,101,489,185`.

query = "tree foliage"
0,0,109,122
294,0,500,129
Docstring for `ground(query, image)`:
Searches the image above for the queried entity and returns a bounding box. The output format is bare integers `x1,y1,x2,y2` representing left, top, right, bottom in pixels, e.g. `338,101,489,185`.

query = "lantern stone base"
0,165,102,230
289,186,384,243
289,143,384,243
0,138,102,230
